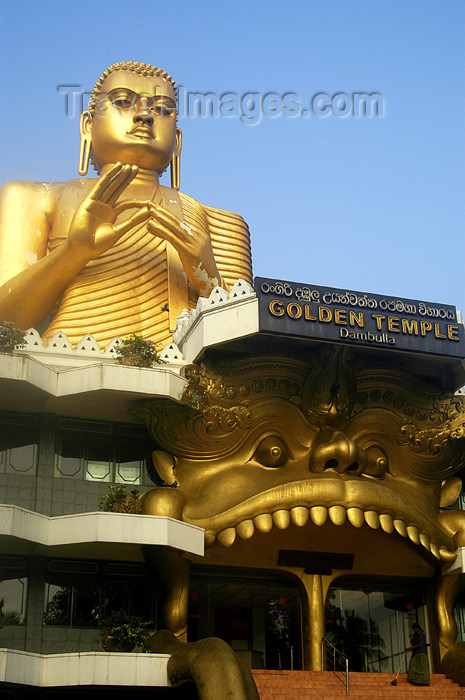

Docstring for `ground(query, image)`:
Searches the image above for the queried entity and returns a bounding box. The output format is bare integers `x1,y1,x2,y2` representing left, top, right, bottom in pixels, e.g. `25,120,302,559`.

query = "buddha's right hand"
67,162,151,260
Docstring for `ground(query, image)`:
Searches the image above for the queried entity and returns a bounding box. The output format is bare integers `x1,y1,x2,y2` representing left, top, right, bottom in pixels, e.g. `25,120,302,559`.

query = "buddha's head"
79,61,181,181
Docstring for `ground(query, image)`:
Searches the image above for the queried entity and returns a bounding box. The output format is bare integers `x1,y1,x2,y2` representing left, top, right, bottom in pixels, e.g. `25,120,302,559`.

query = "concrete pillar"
34,413,56,515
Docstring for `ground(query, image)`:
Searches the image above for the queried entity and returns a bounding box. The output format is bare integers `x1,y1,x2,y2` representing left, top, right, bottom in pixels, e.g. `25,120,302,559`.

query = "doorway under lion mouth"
187,565,430,673
188,566,302,670
325,576,428,673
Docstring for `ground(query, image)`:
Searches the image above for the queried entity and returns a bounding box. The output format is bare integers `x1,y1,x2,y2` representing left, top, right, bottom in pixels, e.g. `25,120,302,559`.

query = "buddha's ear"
78,111,92,176
175,127,182,156
80,111,92,137
170,128,182,190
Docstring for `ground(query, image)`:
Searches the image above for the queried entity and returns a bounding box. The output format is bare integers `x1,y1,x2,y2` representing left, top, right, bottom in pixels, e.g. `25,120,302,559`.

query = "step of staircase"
250,670,465,700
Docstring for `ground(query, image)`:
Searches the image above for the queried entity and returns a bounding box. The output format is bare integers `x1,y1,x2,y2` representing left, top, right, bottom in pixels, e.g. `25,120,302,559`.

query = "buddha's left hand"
147,202,223,296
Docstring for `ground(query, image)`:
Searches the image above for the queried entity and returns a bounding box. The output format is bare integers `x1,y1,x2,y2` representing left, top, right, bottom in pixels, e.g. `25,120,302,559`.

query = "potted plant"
98,484,142,514
0,321,27,352
0,598,21,628
100,609,153,652
114,334,163,368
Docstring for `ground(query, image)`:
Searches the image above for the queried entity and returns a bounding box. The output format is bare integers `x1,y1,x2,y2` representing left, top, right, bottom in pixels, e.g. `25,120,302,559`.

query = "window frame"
43,558,158,629
54,418,156,485
0,411,38,476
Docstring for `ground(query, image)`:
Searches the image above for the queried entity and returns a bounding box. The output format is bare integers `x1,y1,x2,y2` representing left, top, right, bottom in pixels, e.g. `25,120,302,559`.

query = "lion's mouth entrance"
195,477,457,563
208,502,451,562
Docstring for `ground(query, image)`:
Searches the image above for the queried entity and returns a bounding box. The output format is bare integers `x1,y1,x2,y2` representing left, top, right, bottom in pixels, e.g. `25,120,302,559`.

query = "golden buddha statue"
0,61,252,347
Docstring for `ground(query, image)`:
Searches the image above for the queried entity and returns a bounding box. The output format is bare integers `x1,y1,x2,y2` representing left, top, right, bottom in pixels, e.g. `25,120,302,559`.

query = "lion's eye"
365,445,388,477
253,436,288,468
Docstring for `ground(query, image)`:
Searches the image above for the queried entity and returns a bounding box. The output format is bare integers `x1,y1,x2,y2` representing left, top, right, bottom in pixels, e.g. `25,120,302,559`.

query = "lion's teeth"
365,510,380,529
217,527,236,548
419,532,429,550
254,514,273,533
394,519,407,537
210,507,437,555
379,513,394,534
236,519,255,540
309,506,328,526
272,510,291,530
205,531,217,548
346,507,364,528
328,505,346,525
291,506,309,527
439,547,457,563
407,525,420,545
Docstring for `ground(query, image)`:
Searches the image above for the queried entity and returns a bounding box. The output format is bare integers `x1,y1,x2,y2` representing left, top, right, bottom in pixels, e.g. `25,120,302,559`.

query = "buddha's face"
85,71,178,172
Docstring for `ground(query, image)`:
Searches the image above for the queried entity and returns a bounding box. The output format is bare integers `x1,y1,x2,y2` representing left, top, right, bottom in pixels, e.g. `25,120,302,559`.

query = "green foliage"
0,598,22,628
114,334,164,368
43,587,71,626
0,321,27,350
100,609,153,652
98,485,142,513
98,484,129,512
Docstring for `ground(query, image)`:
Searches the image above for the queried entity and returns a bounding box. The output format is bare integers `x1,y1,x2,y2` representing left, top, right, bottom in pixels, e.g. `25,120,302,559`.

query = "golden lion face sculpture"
135,346,465,562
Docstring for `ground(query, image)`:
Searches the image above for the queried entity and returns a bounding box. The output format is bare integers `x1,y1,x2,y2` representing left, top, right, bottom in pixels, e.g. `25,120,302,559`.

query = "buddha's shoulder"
0,177,94,208
177,190,250,231
176,190,252,283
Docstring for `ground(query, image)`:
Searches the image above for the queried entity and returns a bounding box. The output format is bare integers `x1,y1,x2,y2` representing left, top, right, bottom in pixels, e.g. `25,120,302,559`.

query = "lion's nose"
308,427,367,476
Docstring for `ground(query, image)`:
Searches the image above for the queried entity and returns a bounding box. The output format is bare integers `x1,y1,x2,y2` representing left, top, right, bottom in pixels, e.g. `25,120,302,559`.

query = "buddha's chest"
49,182,183,247
50,183,93,243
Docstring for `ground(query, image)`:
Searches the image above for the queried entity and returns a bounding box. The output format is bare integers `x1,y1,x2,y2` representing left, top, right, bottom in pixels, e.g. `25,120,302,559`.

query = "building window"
0,578,27,626
0,556,29,625
54,419,155,485
0,412,38,475
43,559,157,628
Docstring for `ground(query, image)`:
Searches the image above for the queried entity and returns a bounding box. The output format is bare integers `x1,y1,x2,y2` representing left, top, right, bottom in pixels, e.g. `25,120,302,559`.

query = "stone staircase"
251,670,465,700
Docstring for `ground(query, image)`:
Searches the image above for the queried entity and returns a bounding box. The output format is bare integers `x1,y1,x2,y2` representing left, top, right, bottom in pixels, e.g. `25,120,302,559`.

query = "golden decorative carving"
301,346,357,426
135,348,465,679
138,340,465,693
0,61,252,347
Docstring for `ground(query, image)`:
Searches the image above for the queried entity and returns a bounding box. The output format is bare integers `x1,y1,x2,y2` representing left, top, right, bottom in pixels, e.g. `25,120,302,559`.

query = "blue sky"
1,0,464,309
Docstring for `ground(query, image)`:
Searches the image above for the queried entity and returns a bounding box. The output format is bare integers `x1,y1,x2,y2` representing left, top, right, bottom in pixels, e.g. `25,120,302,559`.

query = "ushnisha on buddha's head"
78,61,182,188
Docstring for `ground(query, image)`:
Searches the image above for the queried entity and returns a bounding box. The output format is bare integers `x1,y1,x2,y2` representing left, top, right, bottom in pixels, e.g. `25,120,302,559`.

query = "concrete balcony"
0,352,187,423
0,648,170,688
0,505,204,558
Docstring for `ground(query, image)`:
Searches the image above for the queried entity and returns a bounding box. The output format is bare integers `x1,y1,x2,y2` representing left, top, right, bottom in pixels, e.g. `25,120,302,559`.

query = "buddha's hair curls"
88,61,177,113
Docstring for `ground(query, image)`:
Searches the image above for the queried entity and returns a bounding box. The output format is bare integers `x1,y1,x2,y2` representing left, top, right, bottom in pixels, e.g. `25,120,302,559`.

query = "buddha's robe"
43,187,252,347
